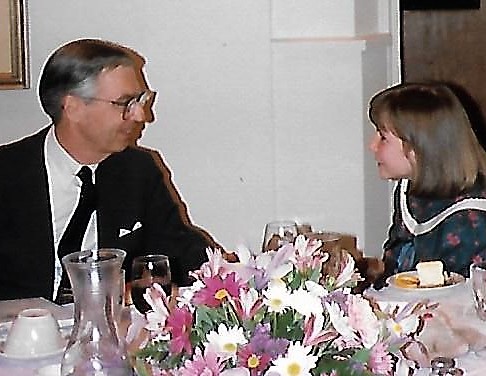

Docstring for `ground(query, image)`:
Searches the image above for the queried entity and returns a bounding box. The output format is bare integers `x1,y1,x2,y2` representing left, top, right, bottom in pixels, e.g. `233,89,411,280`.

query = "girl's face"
369,125,414,180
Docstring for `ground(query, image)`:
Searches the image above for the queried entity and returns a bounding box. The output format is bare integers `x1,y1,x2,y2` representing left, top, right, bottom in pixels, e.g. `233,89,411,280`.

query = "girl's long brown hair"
369,83,486,197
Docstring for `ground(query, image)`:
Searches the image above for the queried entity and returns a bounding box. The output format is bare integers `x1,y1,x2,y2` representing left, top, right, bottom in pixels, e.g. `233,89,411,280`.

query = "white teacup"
4,308,64,357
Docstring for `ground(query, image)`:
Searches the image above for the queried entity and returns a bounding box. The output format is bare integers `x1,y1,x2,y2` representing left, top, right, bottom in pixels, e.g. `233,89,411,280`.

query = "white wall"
0,0,399,255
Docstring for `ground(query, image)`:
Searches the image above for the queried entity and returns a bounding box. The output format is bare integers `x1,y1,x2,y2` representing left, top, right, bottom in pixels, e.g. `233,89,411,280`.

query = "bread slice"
416,261,445,287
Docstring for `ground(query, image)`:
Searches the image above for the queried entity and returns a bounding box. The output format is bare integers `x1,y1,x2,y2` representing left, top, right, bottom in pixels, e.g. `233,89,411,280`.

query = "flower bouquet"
132,235,432,376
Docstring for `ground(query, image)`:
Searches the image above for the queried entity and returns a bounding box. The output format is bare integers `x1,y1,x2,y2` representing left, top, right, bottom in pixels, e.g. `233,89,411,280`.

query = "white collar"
400,178,486,235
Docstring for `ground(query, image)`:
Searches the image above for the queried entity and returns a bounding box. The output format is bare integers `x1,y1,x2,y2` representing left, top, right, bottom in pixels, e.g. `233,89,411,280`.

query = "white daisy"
205,323,247,357
262,282,292,313
290,288,323,317
267,342,318,376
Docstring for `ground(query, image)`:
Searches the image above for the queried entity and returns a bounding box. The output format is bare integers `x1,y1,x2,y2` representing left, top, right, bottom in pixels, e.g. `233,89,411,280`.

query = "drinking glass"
130,254,171,314
471,262,486,321
262,220,298,252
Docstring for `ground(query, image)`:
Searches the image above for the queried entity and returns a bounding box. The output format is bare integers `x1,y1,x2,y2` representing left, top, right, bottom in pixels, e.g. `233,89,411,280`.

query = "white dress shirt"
44,127,98,298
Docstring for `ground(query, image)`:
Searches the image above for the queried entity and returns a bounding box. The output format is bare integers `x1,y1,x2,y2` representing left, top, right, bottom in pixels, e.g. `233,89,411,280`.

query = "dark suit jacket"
0,126,210,300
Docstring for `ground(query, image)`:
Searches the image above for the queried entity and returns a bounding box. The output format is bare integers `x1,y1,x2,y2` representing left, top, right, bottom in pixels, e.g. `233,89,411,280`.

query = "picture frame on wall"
0,0,29,89
401,0,480,10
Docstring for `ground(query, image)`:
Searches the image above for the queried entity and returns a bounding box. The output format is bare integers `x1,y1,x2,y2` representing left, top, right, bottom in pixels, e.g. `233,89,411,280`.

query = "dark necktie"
55,166,96,303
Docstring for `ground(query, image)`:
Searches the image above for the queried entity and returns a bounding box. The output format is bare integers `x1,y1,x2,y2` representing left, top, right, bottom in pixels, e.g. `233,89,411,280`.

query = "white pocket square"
118,221,143,238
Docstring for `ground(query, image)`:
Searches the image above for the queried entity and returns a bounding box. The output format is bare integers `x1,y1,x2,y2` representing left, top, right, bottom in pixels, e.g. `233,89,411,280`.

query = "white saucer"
0,338,66,360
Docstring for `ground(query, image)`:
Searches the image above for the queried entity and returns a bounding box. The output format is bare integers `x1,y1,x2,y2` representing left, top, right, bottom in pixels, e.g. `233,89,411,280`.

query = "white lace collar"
400,179,486,235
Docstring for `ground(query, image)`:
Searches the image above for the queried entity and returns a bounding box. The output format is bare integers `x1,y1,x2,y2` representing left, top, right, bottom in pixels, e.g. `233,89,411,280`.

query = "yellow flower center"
392,322,402,334
247,354,260,368
287,362,301,376
215,289,229,300
271,298,282,308
222,342,237,353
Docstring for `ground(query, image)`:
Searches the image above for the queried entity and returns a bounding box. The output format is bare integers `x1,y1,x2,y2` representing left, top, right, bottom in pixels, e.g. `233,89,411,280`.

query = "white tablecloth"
366,279,486,375
2,288,486,375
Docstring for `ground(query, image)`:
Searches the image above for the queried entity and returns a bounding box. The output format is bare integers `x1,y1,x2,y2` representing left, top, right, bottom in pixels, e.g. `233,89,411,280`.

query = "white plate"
387,271,466,291
0,338,66,360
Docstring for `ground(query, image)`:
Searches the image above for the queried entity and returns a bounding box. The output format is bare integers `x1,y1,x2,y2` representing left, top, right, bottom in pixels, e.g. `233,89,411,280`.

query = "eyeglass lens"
123,91,153,119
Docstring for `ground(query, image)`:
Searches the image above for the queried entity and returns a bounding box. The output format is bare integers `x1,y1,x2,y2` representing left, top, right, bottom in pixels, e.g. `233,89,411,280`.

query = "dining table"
2,280,486,375
366,276,486,375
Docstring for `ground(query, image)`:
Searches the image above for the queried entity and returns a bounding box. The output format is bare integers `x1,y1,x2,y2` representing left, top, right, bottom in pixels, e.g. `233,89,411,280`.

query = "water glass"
262,220,298,252
131,254,172,314
471,262,486,320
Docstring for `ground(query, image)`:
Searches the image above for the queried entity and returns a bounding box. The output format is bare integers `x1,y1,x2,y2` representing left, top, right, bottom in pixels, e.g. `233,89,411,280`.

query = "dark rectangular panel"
401,0,480,10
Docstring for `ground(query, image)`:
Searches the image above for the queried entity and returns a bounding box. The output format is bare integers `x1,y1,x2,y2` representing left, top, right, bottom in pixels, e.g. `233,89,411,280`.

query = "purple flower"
249,324,288,359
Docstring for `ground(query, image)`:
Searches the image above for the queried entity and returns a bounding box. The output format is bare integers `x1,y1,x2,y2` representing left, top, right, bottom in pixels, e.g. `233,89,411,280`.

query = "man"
0,39,215,301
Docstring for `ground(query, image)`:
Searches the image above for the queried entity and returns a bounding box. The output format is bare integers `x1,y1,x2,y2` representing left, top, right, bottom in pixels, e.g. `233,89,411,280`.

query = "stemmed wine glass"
130,254,171,314
262,220,298,252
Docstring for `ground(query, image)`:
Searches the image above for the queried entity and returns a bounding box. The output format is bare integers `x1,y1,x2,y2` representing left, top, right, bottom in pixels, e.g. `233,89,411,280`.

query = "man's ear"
62,95,85,123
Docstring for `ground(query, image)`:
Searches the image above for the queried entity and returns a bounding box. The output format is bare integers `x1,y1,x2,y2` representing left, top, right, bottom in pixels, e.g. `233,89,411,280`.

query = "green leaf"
351,348,370,363
273,310,303,340
316,357,374,376
308,266,322,282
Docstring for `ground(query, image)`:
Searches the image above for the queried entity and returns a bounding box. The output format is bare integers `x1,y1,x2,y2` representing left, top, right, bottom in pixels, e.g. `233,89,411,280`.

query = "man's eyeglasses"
80,90,155,120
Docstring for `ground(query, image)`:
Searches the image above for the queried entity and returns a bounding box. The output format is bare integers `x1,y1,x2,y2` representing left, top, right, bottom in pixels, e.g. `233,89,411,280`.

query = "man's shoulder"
100,146,169,179
0,127,49,155
108,145,158,166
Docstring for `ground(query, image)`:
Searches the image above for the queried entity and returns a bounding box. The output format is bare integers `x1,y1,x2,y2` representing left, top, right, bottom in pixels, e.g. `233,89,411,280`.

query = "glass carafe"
61,249,133,376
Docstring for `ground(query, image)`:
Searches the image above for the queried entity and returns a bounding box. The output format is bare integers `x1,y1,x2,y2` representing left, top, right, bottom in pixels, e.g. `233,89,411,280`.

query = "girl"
369,82,486,283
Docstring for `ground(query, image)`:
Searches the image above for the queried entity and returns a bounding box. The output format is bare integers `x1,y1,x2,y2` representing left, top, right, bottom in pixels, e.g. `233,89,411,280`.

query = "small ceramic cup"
4,308,64,357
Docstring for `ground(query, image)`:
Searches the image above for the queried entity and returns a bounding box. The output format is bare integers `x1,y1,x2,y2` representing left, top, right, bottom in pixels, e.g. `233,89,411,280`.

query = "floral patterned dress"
382,178,486,278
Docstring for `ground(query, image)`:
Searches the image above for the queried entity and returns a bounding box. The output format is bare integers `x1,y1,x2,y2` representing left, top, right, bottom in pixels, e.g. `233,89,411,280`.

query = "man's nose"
126,103,147,123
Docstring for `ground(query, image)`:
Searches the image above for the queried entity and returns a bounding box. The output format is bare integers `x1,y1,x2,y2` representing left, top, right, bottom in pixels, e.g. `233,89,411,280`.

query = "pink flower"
192,272,242,308
237,344,271,376
229,288,263,321
143,283,170,335
179,347,224,376
292,236,323,272
368,342,394,375
199,248,229,278
347,295,380,348
166,306,193,356
446,233,460,246
303,314,339,346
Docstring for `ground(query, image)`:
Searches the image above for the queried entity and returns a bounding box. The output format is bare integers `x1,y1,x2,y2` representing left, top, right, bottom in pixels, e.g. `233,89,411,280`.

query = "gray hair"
38,38,143,123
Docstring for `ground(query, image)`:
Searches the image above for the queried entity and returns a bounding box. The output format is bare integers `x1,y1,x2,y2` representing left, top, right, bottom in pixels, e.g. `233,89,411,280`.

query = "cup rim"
17,308,53,319
62,248,126,266
133,254,170,263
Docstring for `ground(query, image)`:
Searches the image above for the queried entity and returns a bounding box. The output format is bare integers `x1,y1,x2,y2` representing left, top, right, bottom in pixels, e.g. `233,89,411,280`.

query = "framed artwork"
401,0,480,10
0,0,29,89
